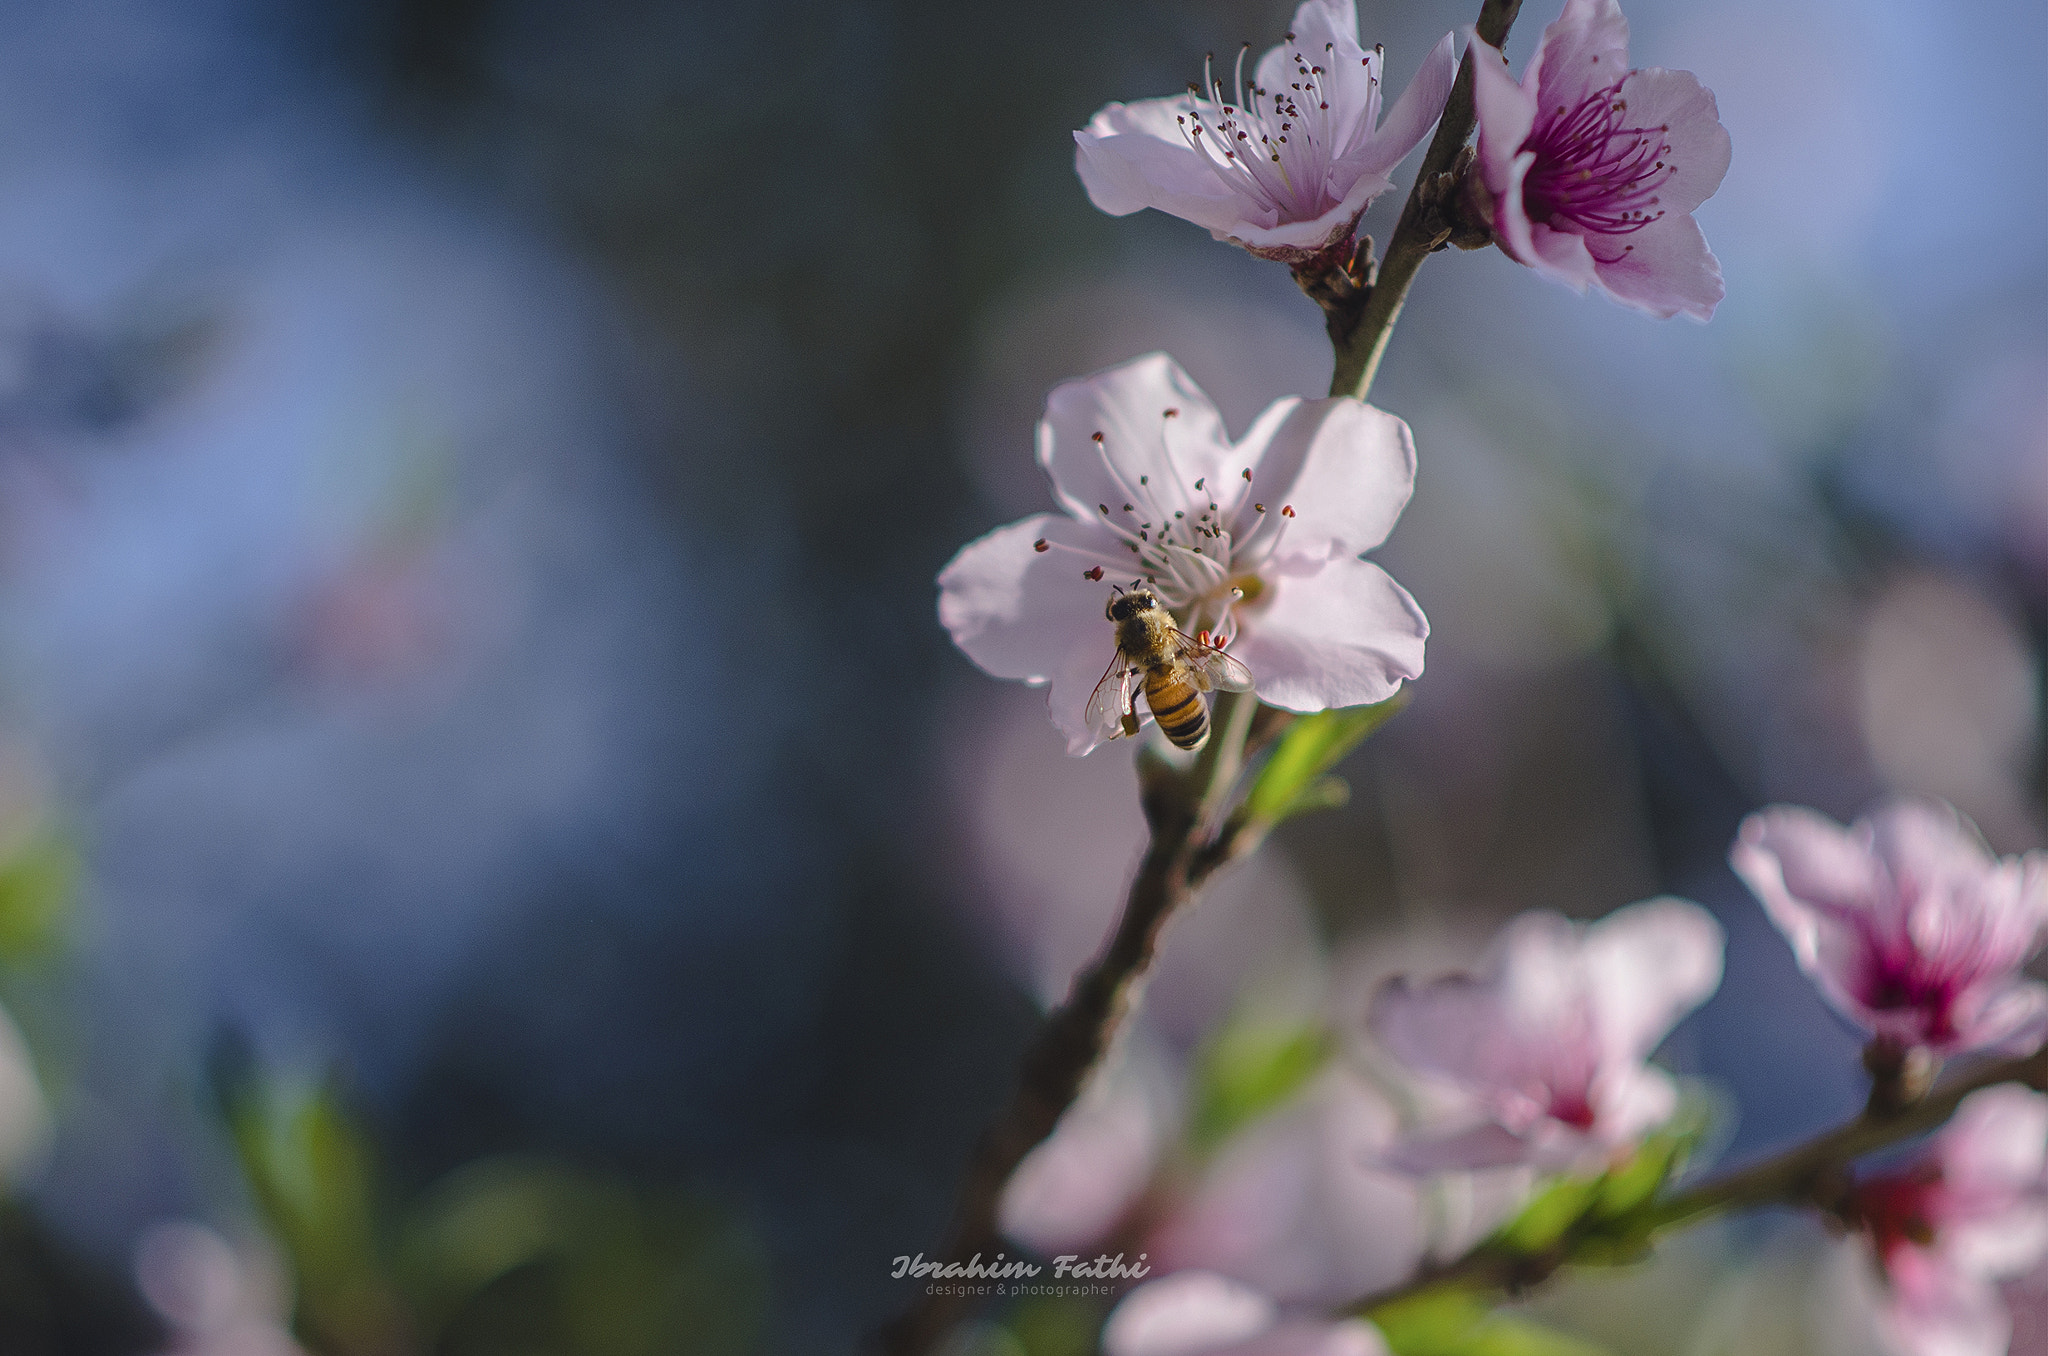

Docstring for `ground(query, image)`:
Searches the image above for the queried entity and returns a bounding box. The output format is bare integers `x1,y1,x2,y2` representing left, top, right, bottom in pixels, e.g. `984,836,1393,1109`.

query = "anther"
1033,539,1049,552
1241,468,1252,481
1092,431,1105,443
1254,503,1266,512
1164,407,1179,418
1099,504,1109,514
1122,503,1133,512
1281,505,1296,517
1084,566,1104,581
1193,477,1205,490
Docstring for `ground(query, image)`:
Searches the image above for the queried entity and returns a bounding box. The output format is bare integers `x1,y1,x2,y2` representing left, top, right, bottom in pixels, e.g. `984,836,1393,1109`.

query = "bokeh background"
0,0,2037,1352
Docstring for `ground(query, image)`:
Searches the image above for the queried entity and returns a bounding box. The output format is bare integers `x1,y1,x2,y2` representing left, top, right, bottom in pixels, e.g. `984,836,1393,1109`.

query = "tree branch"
1346,1044,2048,1318
1327,0,1523,399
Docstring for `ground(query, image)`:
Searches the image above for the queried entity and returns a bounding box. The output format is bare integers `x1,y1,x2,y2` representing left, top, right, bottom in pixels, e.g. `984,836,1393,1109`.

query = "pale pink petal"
1613,67,1730,215
1955,982,2048,1056
1588,213,1724,320
1105,1274,1387,1356
1580,897,1725,1070
936,514,1128,755
1255,0,1379,149
1732,806,1882,921
1941,1085,2048,1200
1524,219,1603,292
1230,398,1416,565
1104,1273,1277,1356
1222,1322,1388,1356
1038,354,1234,528
1228,557,1425,713
1469,38,1537,202
1528,0,1632,114
1379,1121,1548,1173
1224,174,1393,257
1867,799,2002,890
1077,100,1259,232
1341,34,1459,179
1880,1266,2012,1356
1000,1075,1161,1256
1589,1063,1680,1145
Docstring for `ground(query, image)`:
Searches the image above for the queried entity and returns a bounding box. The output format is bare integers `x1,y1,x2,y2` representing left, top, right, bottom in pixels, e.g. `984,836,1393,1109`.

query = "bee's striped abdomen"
1145,672,1210,751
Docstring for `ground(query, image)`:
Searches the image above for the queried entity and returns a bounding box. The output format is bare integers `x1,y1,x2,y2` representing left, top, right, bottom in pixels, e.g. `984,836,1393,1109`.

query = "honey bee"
1085,585,1255,751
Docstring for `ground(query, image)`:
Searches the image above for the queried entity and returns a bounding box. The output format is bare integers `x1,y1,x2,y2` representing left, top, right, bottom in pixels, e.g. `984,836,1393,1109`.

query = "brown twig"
876,697,1274,1355
1345,1043,2048,1318
1328,0,1524,399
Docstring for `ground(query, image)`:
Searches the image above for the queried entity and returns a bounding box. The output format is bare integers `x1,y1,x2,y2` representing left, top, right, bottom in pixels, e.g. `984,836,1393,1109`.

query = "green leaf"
1372,1290,1493,1354
221,1074,410,1356
1492,1175,1603,1255
1372,1291,1612,1356
1243,695,1406,824
0,827,76,961
1454,1316,1614,1356
396,1156,767,1356
1186,1018,1331,1154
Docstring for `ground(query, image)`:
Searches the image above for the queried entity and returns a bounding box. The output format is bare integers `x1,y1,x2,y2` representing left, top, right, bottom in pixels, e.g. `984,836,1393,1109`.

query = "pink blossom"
1468,0,1730,319
1367,899,1724,1171
937,354,1427,755
1103,1271,1388,1356
1730,799,2048,1059
1847,1085,2048,1356
1075,1,1456,264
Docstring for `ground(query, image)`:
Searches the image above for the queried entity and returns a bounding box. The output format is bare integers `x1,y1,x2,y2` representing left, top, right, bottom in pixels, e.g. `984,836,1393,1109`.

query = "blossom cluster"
1055,804,2048,1356
932,0,2048,1353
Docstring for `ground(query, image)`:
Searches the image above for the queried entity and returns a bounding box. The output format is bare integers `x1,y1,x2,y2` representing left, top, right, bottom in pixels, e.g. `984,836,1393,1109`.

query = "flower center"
1853,1164,1944,1266
1521,83,1674,237
1032,412,1305,647
1171,36,1377,223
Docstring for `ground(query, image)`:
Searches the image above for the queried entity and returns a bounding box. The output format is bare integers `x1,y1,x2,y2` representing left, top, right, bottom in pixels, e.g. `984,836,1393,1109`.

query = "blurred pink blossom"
1731,799,2048,1058
1846,1085,2048,1356
1367,899,1723,1171
135,1223,305,1356
1469,0,1730,319
1146,1071,1422,1306
938,353,1426,755
1103,1271,1388,1356
1074,1,1455,264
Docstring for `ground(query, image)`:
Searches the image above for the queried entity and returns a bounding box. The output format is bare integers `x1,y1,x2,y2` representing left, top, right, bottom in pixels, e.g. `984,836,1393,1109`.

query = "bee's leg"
1118,675,1141,739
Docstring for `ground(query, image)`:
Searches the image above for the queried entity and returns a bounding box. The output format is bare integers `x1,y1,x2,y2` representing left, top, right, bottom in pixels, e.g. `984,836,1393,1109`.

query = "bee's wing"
1174,632,1256,694
1084,651,1140,741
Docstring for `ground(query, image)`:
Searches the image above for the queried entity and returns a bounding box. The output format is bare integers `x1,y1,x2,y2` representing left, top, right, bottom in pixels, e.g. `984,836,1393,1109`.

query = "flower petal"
1104,1273,1277,1356
1613,67,1730,216
1528,0,1632,114
1580,897,1724,1071
937,513,1129,754
1524,219,1602,292
1223,176,1391,258
1380,1121,1544,1174
1342,34,1458,180
1229,557,1425,713
1587,212,1724,321
1257,0,1379,151
1230,398,1416,565
1076,99,1258,233
1039,354,1234,530
1470,38,1537,202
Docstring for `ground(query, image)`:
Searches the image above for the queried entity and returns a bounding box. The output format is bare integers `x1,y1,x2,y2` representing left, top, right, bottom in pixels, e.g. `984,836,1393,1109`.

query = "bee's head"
1106,585,1161,623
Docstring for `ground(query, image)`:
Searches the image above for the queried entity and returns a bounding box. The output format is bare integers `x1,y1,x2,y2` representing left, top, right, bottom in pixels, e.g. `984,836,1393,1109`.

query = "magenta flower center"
1521,83,1673,236
1853,1163,1945,1266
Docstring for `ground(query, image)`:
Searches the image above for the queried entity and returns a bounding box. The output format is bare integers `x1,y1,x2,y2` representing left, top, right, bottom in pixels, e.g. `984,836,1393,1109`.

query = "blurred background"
0,0,2035,1352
